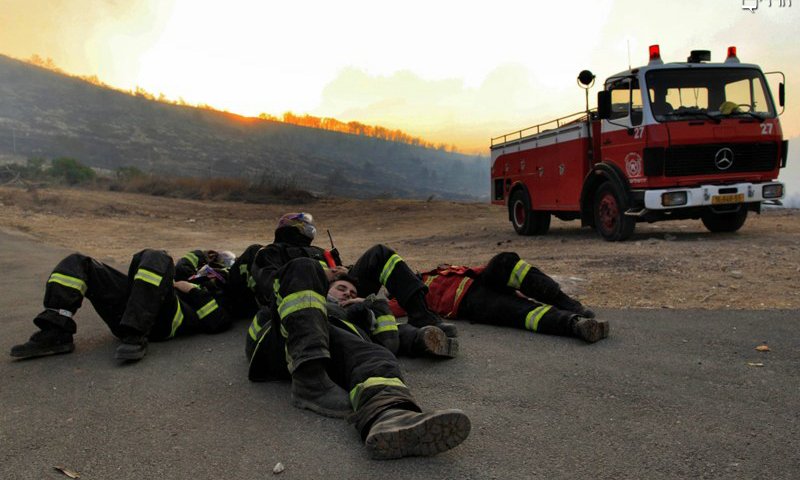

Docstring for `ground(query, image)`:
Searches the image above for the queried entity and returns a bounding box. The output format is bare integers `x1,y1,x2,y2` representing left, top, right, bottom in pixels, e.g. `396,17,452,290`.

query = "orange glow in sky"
1,0,799,153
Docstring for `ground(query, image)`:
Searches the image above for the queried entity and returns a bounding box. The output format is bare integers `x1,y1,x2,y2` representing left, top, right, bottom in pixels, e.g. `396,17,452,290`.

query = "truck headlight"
662,191,688,206
762,184,783,199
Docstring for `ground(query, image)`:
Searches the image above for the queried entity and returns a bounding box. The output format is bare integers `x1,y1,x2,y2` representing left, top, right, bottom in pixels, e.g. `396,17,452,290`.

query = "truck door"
600,78,647,184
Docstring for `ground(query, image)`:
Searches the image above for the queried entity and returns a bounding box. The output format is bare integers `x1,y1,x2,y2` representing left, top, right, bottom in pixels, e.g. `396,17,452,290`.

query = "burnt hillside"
0,55,489,200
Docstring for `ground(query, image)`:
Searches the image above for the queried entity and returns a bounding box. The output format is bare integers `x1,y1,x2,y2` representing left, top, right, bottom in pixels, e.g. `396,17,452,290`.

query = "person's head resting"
274,212,316,246
327,273,359,302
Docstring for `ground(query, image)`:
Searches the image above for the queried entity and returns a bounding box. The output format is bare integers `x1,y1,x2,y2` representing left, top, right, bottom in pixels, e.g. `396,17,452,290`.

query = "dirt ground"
1,185,799,310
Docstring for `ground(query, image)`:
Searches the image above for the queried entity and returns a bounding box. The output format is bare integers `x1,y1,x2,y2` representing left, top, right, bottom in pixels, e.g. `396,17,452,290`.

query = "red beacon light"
725,45,740,63
648,44,663,65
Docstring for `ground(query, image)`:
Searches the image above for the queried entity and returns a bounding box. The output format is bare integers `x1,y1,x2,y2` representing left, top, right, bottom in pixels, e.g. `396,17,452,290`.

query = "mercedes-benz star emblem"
714,147,734,170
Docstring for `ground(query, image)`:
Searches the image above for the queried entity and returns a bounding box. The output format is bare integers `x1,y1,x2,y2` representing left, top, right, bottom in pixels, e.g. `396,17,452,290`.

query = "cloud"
315,65,587,153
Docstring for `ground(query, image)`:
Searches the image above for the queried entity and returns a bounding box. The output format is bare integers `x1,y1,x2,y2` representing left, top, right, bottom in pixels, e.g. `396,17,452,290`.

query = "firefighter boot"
555,292,595,319
571,315,609,343
412,326,459,358
365,408,471,460
115,335,148,361
291,359,352,418
553,292,595,318
10,329,74,359
405,292,458,338
517,269,596,318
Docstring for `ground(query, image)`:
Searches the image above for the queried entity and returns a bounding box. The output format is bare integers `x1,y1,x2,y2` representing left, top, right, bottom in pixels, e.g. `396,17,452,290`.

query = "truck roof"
606,61,763,84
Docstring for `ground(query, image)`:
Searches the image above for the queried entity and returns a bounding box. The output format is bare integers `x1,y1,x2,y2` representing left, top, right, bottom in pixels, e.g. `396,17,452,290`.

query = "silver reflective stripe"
373,314,398,334
277,290,326,320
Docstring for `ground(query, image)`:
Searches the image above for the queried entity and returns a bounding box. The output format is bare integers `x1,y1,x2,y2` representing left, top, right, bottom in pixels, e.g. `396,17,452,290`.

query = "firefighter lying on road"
388,252,609,343
326,274,458,359
245,213,470,459
10,248,235,362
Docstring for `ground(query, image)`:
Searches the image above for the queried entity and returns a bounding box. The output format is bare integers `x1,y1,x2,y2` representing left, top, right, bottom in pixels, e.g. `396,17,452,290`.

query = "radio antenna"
627,39,632,70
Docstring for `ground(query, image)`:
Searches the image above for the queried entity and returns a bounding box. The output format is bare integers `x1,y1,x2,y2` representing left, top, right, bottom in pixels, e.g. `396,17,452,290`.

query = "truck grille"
664,142,777,176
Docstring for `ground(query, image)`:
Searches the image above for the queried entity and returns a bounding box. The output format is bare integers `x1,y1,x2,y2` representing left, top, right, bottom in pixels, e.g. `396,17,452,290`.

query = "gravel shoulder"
1,185,799,310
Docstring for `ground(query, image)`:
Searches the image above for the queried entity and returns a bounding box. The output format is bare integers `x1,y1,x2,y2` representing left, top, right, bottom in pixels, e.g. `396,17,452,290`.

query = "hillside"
0,55,489,200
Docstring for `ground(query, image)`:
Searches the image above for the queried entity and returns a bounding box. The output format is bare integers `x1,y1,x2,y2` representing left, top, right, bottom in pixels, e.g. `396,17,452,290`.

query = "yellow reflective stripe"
319,260,328,269
379,254,403,285
453,277,471,304
372,314,398,334
169,302,184,338
507,260,531,290
349,376,407,409
240,264,256,291
277,290,327,319
273,279,283,305
183,252,199,269
247,322,272,371
134,268,163,287
338,318,363,338
196,299,219,319
423,274,437,287
48,273,88,295
248,313,260,341
524,305,552,332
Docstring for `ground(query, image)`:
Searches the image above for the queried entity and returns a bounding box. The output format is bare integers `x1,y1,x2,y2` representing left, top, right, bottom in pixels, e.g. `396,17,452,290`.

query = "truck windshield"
645,67,775,122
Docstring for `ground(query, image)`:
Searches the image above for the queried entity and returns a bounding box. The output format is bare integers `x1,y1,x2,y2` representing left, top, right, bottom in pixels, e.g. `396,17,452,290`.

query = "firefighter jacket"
327,295,400,355
388,265,486,319
251,241,330,308
173,250,232,334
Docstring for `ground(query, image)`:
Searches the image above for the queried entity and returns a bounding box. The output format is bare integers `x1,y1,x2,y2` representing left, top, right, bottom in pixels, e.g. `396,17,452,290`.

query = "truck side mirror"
597,91,611,119
779,82,785,107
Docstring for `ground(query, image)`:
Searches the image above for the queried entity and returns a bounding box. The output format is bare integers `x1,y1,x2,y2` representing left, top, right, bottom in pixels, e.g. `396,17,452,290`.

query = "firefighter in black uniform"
388,252,609,343
10,248,234,362
245,213,470,459
326,274,457,359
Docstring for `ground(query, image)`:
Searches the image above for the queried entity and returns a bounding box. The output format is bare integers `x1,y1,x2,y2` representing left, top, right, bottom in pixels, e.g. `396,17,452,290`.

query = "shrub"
49,157,96,185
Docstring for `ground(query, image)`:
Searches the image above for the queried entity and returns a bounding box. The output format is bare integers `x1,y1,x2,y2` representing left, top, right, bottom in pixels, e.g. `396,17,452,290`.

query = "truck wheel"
593,182,635,241
509,190,550,236
701,207,747,233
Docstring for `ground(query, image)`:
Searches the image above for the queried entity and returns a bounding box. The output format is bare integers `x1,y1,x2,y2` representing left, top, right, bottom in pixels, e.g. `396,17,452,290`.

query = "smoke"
779,136,800,208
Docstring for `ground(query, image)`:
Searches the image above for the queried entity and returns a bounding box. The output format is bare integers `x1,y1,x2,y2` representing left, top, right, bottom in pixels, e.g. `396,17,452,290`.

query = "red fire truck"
490,45,788,241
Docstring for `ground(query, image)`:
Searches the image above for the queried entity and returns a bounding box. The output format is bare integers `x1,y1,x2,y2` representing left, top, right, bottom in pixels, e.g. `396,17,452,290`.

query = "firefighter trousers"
35,250,199,340
349,244,424,308
245,257,421,439
458,280,577,336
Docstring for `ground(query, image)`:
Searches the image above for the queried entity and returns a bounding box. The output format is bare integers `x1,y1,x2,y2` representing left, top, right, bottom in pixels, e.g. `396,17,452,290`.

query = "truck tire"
701,207,747,233
509,190,550,236
593,182,635,241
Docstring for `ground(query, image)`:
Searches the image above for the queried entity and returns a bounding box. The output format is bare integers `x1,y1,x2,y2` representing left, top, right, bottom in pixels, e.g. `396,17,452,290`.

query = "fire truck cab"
490,45,788,241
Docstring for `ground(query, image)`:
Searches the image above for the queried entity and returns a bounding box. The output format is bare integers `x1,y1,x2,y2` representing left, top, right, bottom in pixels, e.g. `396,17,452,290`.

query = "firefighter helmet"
276,212,316,240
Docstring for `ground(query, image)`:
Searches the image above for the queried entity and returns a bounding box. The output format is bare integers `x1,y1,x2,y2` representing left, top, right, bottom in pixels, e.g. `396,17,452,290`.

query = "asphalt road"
1,229,798,480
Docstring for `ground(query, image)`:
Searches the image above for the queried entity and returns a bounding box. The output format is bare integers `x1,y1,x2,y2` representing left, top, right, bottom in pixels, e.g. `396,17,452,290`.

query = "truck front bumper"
638,181,784,211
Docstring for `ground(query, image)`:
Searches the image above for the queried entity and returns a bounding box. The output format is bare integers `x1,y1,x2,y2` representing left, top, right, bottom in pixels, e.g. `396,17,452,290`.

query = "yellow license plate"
711,193,744,205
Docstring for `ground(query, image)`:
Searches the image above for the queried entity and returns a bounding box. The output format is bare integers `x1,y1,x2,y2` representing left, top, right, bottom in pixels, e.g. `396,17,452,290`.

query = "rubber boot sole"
114,345,147,361
366,409,471,460
420,327,459,358
10,342,74,359
576,318,610,343
291,394,351,419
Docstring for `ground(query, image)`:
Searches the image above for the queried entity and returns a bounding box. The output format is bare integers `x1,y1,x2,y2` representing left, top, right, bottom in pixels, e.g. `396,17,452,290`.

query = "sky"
1,0,799,154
